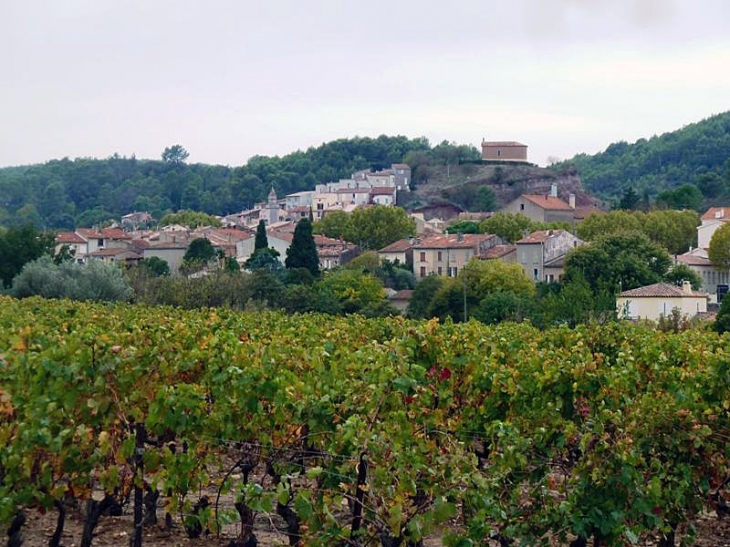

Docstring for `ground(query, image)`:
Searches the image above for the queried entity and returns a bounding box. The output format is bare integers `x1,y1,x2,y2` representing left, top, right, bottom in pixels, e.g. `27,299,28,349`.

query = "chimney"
569,193,576,209
682,280,692,295
550,183,558,198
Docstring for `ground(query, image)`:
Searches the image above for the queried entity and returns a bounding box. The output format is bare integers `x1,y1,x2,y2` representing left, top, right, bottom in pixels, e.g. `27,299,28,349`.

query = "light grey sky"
1,0,729,168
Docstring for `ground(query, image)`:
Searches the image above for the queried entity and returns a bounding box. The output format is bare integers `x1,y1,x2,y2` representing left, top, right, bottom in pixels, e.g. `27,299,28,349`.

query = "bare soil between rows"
13,504,730,546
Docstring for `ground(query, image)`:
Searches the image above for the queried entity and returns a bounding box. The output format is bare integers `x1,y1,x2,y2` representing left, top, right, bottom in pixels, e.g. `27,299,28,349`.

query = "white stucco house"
616,281,708,321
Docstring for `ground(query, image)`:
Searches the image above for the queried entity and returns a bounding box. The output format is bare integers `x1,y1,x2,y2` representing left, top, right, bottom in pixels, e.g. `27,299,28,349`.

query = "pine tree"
254,220,268,251
285,218,320,277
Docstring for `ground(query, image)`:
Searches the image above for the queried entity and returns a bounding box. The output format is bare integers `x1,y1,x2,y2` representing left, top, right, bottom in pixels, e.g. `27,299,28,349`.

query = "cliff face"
401,163,597,212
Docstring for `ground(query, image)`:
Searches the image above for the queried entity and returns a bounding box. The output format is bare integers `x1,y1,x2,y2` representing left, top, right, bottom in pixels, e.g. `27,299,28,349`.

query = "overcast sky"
1,0,729,168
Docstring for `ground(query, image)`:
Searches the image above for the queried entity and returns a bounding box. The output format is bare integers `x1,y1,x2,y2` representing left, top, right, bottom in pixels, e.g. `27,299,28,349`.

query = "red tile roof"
131,239,151,249
517,229,569,244
379,239,413,253
336,188,370,194
56,232,86,244
701,207,730,221
412,234,495,250
75,227,132,240
391,163,410,169
482,141,527,147
676,253,711,266
89,248,141,258
480,244,516,259
619,283,707,298
521,195,574,211
370,186,395,195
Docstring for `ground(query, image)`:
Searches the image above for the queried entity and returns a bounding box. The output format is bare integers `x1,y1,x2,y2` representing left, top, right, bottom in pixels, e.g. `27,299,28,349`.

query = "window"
437,251,442,261
533,268,539,280
449,267,458,277
420,251,426,262
437,266,443,275
317,203,324,210
420,266,426,277
98,238,105,248
520,203,525,211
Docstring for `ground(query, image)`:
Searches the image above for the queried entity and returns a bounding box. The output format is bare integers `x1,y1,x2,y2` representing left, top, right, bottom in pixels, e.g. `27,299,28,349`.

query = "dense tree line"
555,111,730,205
0,136,480,229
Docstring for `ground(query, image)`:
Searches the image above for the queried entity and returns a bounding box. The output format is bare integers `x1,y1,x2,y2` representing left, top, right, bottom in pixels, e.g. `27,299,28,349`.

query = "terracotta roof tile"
412,234,496,250
482,141,527,147
701,207,730,221
521,195,574,211
369,187,396,195
379,239,413,253
56,232,86,244
480,244,516,259
619,283,708,298
676,253,711,266
517,229,568,244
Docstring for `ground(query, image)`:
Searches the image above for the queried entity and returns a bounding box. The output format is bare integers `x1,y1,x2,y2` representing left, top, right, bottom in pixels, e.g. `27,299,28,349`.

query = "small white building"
616,281,708,321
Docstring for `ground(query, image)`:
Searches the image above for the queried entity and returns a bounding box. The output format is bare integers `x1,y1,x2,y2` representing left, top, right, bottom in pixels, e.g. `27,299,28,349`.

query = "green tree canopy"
478,213,568,244
161,144,190,164
445,220,480,234
138,256,170,277
160,210,222,228
656,184,704,211
709,222,730,270
577,209,699,255
715,293,730,334
0,225,55,288
663,263,703,291
564,232,672,294
406,274,446,319
183,238,217,267
285,218,320,277
317,269,387,314
312,210,351,240
346,205,416,250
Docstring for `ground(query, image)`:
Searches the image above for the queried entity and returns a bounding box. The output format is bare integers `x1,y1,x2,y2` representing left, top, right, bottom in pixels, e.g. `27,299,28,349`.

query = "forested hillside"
0,137,479,229
556,111,730,203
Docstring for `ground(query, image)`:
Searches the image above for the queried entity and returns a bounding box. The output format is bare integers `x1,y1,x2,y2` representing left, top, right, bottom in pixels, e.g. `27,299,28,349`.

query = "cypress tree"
285,218,320,277
254,220,268,251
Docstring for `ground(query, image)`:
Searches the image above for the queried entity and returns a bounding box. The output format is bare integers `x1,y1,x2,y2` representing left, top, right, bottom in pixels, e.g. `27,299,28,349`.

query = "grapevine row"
0,296,729,546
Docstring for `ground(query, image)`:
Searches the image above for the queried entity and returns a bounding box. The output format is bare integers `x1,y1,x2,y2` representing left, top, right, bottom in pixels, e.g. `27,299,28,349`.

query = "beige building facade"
412,234,501,278
481,141,528,162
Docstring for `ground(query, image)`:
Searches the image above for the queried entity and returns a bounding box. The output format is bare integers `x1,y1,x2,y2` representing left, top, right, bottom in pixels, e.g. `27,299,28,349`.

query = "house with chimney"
616,282,708,321
503,187,577,225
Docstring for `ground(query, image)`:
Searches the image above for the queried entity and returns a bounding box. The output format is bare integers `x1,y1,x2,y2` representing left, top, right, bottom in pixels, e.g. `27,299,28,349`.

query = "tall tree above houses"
254,220,268,251
285,218,320,277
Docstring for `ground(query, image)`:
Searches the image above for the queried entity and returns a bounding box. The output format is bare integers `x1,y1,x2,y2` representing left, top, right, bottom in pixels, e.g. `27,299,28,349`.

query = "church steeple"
266,186,278,225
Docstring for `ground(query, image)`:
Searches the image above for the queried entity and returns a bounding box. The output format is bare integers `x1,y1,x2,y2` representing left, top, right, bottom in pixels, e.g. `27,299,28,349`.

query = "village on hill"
46,139,729,324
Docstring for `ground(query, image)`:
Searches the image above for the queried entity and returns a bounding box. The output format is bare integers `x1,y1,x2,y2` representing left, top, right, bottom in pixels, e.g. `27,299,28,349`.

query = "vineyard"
1,297,730,546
